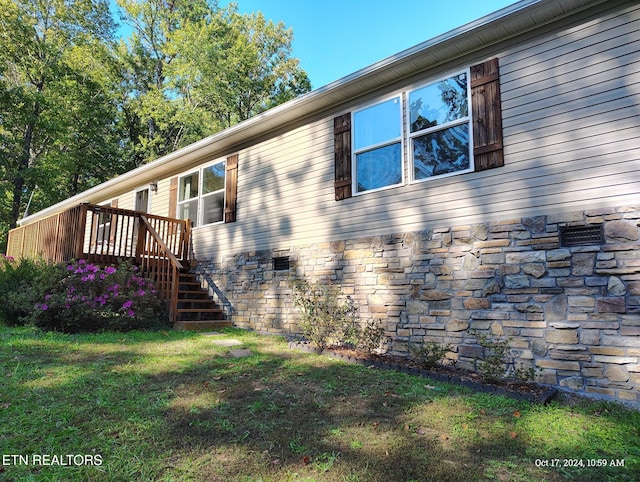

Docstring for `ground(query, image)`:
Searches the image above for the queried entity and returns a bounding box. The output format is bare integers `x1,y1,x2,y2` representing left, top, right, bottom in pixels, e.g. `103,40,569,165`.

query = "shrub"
30,260,167,333
475,332,512,382
356,320,386,355
472,331,538,383
0,255,65,325
410,340,453,369
291,278,358,349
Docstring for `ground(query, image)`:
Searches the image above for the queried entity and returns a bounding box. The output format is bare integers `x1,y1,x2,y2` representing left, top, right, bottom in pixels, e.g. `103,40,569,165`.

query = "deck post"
135,216,147,264
74,204,88,260
53,212,61,262
19,225,26,259
184,220,192,264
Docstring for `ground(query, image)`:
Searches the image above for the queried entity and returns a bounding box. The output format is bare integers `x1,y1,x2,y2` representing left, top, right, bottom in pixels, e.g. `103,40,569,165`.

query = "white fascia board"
20,0,606,225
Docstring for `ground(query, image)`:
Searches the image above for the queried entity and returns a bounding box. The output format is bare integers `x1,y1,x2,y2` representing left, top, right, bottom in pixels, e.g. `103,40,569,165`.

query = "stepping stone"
229,349,253,358
211,339,243,347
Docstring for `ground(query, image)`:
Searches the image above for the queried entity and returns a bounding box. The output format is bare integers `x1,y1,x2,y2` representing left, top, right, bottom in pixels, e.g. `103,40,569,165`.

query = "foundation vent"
272,256,290,271
559,225,604,247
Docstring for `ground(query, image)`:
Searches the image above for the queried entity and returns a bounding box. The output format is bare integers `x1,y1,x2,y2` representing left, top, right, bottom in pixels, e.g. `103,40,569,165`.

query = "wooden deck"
6,203,227,328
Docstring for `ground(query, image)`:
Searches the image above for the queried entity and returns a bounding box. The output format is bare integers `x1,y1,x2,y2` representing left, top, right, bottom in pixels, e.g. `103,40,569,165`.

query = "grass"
0,325,638,481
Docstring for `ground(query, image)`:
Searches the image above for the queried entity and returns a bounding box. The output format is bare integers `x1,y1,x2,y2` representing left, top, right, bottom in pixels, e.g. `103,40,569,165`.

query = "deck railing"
137,215,184,323
6,204,89,263
6,203,191,322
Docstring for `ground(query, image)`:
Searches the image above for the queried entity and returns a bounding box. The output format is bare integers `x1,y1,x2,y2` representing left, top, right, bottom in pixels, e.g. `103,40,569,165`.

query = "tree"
115,0,311,164
0,0,311,249
169,8,311,128
0,0,117,231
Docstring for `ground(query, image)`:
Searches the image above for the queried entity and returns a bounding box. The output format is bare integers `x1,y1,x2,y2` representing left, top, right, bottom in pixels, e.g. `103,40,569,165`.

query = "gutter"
20,0,606,225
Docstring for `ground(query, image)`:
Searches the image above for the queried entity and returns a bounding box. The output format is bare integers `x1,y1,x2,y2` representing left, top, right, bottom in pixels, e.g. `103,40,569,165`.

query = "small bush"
356,320,386,355
472,331,538,383
513,365,540,382
476,333,511,382
0,255,65,325
291,278,358,349
30,260,167,333
410,340,453,369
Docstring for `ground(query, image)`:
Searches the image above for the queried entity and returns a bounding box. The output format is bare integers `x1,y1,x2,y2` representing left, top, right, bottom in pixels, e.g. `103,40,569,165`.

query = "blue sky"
220,0,519,88
111,0,519,89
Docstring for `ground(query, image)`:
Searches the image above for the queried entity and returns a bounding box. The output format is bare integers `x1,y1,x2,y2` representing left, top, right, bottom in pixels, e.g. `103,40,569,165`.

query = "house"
8,0,640,405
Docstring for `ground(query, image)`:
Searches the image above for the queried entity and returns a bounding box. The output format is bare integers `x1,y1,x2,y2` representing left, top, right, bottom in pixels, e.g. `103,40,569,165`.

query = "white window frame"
350,68,475,195
177,159,226,228
407,69,474,184
177,170,200,226
352,94,404,195
95,202,113,248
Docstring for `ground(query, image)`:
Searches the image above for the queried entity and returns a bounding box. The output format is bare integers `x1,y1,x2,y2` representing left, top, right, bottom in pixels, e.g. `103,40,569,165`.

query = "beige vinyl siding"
192,118,335,258
150,178,173,218
189,1,640,260
117,194,134,211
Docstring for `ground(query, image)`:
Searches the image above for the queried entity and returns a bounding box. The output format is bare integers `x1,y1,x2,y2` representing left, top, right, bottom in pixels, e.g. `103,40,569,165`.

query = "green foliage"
356,319,386,355
0,0,311,247
0,0,119,236
291,278,358,349
0,255,65,324
0,256,167,332
472,331,538,383
474,332,512,382
29,260,167,333
291,278,386,353
115,0,311,165
410,340,454,369
513,365,540,382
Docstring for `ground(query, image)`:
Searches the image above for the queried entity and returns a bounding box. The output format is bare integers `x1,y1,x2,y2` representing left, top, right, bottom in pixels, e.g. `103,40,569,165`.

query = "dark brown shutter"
168,177,178,218
225,154,238,223
471,58,503,171
334,113,352,200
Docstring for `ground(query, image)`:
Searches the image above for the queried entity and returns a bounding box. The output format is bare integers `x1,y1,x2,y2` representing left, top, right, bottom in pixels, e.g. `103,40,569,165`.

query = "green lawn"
0,325,638,481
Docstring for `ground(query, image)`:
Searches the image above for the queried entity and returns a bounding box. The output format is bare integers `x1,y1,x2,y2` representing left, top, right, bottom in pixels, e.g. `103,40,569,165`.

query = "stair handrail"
139,215,183,322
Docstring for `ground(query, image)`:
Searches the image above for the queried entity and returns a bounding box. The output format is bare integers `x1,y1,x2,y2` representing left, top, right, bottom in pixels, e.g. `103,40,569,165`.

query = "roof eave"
20,0,607,225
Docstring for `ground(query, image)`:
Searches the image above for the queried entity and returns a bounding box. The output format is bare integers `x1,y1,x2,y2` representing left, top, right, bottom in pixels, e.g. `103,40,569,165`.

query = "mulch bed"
288,341,557,405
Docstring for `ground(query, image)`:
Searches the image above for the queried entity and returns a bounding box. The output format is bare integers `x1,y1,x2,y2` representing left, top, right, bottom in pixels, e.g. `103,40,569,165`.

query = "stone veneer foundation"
197,206,640,405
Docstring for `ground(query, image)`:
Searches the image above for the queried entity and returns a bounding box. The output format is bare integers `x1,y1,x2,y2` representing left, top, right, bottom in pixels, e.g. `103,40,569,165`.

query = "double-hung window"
178,160,226,227
408,71,473,181
350,72,472,194
353,96,403,193
337,59,504,201
178,171,199,224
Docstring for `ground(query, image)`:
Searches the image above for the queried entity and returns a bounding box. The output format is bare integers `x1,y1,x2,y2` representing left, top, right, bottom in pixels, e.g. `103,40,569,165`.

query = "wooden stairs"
173,271,232,331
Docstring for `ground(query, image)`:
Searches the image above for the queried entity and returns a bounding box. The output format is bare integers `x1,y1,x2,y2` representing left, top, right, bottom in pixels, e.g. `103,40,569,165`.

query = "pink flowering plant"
31,260,167,333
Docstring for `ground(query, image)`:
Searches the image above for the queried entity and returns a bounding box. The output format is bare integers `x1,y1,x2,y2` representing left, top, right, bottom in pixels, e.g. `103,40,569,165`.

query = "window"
95,205,112,247
178,160,226,227
353,97,403,193
334,58,503,201
91,200,117,252
408,72,472,181
201,163,226,225
178,171,200,225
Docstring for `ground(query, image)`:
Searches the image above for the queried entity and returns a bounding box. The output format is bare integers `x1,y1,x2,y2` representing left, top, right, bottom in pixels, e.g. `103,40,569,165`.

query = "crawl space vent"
272,256,290,271
559,225,604,247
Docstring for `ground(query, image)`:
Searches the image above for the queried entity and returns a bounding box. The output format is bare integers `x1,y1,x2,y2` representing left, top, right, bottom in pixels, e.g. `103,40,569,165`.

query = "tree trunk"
11,101,41,228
